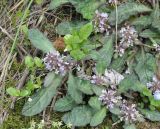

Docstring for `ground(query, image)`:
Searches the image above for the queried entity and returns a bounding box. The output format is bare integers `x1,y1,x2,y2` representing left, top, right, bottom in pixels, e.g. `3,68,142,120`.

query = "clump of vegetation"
2,0,160,129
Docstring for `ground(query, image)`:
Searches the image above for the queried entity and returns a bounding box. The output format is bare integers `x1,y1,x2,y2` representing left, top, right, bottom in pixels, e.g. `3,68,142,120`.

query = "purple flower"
120,100,143,123
43,51,73,76
94,10,111,34
117,25,138,56
104,69,124,89
147,75,160,100
91,75,108,85
99,89,122,109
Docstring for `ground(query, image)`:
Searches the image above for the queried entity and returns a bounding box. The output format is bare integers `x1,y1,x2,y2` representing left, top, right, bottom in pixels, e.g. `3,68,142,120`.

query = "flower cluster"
117,25,138,56
43,51,74,76
147,75,160,100
91,75,108,85
94,10,111,34
91,69,124,88
108,0,118,4
99,89,122,109
153,44,160,52
105,69,124,89
120,100,143,123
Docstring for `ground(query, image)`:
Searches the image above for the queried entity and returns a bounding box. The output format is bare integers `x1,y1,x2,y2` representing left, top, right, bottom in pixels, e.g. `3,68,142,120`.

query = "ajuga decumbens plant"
6,0,160,128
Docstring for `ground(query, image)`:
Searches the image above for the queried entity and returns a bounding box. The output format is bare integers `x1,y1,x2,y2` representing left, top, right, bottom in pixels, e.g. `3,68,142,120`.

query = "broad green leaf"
6,87,20,97
110,52,128,73
109,2,152,25
54,95,76,112
96,36,114,74
135,53,156,84
118,74,151,97
71,0,106,19
28,29,54,53
79,22,93,40
43,72,56,87
20,89,30,97
149,96,160,107
56,21,87,35
123,124,136,129
140,109,160,121
25,56,34,68
90,36,114,74
22,74,63,116
88,97,101,110
70,49,86,60
90,108,107,126
131,16,152,27
92,85,105,96
139,29,160,38
67,73,83,104
109,107,121,115
77,80,93,95
62,106,92,126
49,0,69,10
151,3,160,32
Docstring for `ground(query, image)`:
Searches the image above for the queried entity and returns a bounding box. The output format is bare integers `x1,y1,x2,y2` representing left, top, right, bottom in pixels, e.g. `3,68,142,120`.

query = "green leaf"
95,36,114,74
54,95,76,112
90,108,107,126
139,29,160,38
67,73,83,104
22,74,63,116
79,22,93,40
20,89,30,97
28,29,54,53
43,72,56,87
134,53,156,84
140,109,160,121
109,2,152,25
49,0,69,10
77,80,93,95
109,107,121,115
88,97,101,110
71,0,106,19
70,49,86,60
92,85,105,96
123,124,136,129
56,21,87,35
151,3,160,32
110,52,128,73
131,16,152,27
62,106,92,126
118,74,151,97
6,87,20,97
25,56,34,68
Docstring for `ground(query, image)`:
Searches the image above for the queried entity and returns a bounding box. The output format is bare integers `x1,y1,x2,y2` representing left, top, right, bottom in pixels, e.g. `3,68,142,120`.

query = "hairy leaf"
62,106,92,126
54,95,76,112
49,0,69,10
135,53,156,84
140,109,160,121
92,85,105,96
22,74,62,116
88,97,101,110
90,108,107,126
131,16,152,27
77,80,93,95
90,36,114,74
71,0,106,19
28,29,54,53
67,73,83,103
123,124,136,129
79,22,93,40
56,21,87,35
139,29,160,38
109,2,152,25
118,74,151,97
